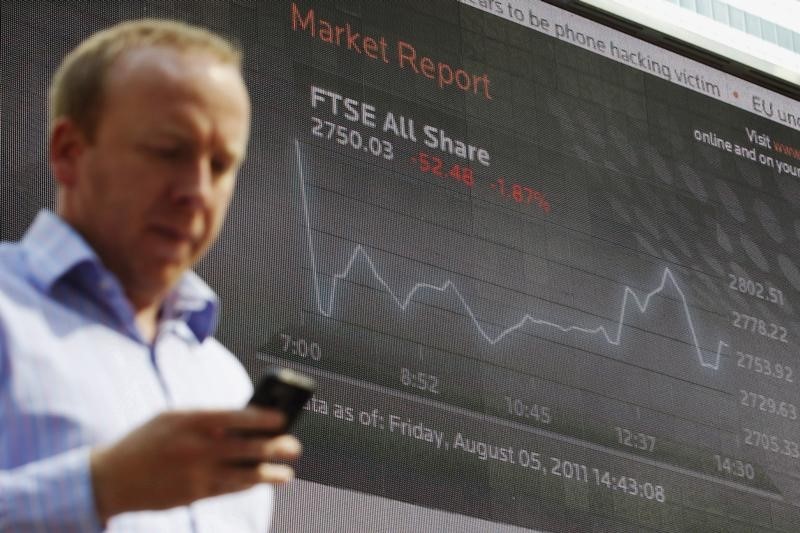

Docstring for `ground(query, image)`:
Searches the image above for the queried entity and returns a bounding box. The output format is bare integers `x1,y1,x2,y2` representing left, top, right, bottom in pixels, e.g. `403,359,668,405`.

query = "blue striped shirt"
0,210,272,532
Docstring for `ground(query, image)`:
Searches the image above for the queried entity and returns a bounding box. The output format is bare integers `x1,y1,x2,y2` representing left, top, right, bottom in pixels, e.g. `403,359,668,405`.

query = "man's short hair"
48,18,242,139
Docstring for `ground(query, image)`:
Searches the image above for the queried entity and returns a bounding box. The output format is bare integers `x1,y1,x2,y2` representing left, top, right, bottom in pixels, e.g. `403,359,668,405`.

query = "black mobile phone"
248,367,315,435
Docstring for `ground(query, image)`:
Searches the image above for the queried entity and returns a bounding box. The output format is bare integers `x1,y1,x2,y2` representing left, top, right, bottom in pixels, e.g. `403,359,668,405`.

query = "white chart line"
296,140,727,370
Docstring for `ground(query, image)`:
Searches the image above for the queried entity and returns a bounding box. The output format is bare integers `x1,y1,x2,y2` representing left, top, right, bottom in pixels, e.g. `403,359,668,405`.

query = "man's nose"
171,156,214,207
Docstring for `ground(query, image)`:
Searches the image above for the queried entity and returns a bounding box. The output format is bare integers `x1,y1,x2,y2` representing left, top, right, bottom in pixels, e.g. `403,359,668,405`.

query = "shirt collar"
21,210,100,293
161,270,220,342
20,209,220,342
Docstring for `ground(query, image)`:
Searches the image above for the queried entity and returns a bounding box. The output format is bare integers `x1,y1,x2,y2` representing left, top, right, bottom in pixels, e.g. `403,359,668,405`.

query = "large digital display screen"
3,0,799,531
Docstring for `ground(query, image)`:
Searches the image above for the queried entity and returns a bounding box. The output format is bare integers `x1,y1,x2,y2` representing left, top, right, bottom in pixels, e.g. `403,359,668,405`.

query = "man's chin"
135,260,192,299
155,261,191,287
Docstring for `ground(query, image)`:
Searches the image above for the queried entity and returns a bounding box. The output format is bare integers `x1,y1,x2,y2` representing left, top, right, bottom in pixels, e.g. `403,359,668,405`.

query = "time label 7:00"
279,333,322,361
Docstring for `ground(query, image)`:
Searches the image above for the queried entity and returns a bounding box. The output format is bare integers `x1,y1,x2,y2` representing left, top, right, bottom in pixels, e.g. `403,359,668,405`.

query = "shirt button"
99,278,114,291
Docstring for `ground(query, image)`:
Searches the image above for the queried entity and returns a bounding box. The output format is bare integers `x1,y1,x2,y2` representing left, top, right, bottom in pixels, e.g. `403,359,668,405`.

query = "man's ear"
49,118,88,187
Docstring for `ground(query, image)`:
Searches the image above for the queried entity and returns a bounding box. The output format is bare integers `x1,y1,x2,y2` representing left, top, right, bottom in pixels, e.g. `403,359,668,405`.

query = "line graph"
296,140,728,370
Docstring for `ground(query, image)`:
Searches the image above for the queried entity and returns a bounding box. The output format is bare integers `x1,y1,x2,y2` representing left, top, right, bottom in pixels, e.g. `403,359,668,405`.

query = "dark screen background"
3,1,799,531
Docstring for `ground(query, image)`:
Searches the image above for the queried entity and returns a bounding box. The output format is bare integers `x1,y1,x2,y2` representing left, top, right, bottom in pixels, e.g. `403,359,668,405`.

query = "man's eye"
141,143,183,160
211,155,232,175
152,146,181,159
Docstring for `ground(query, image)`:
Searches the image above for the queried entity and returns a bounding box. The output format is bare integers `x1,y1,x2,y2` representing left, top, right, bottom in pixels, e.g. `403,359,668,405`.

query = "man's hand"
89,407,302,524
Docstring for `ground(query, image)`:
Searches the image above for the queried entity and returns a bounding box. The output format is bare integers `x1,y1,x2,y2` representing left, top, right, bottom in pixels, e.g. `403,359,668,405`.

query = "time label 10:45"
503,396,552,425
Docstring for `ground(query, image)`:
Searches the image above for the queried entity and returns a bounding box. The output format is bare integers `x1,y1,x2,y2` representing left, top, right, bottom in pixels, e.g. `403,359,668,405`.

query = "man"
0,19,300,532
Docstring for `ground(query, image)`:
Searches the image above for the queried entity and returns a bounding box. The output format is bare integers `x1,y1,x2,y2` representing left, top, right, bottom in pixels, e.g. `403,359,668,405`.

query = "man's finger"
213,462,295,493
217,434,302,463
257,463,295,484
187,408,287,434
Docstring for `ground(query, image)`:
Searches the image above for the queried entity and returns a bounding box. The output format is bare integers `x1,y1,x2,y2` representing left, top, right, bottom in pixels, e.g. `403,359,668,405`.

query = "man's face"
58,46,250,305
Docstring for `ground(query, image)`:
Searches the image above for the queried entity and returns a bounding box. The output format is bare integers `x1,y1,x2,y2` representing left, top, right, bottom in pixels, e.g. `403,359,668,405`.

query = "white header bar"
722,0,800,33
579,0,800,86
